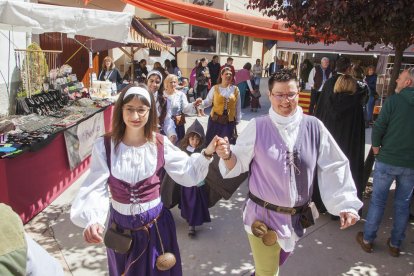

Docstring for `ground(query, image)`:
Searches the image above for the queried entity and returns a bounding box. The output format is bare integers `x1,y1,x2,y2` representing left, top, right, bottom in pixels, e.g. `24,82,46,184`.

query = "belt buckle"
276,206,296,215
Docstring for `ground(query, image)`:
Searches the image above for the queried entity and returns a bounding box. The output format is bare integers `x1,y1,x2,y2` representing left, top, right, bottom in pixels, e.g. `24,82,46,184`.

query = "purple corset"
104,134,165,204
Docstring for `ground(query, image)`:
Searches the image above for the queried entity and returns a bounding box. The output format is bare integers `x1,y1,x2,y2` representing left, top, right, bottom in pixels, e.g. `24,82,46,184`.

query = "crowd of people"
4,54,412,276
74,56,414,274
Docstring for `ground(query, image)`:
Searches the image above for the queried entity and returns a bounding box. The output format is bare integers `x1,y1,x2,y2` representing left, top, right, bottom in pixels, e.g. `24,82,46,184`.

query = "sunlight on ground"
218,201,237,210
342,262,379,276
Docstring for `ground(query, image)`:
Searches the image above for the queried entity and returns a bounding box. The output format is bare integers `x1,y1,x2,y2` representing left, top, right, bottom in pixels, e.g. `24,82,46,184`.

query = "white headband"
147,70,163,82
123,87,152,106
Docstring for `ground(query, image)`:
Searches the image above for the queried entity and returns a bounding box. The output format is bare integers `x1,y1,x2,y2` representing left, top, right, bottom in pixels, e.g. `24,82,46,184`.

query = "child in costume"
178,120,211,237
70,84,217,276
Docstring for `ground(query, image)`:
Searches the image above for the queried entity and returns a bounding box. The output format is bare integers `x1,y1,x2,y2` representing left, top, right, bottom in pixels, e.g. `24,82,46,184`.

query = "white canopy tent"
0,0,133,43
276,40,414,57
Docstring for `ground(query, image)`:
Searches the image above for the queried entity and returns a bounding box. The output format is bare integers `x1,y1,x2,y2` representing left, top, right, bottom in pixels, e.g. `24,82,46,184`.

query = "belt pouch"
299,205,315,229
104,222,132,254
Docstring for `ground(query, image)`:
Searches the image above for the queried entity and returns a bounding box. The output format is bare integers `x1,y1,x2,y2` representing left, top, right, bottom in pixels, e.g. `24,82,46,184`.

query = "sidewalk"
24,80,414,275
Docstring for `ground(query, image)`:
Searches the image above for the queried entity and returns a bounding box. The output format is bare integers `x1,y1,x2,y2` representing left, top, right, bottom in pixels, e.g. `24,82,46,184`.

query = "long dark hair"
108,84,158,151
217,67,232,84
180,132,203,151
147,70,167,126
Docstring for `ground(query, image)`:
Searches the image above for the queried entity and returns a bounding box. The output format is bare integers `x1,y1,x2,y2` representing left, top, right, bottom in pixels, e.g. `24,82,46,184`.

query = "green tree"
248,0,414,94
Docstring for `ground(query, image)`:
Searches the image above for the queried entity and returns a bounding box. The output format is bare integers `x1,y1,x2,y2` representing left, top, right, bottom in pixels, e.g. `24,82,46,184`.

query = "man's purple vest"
244,115,320,239
104,134,165,204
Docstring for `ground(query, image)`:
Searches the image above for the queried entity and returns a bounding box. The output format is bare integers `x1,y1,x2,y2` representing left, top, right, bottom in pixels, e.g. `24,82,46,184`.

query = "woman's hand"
194,98,203,107
84,223,104,244
205,135,219,156
216,137,231,159
169,135,177,144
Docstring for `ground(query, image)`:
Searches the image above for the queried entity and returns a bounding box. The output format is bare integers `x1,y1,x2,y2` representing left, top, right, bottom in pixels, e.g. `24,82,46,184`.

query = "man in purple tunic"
216,69,362,275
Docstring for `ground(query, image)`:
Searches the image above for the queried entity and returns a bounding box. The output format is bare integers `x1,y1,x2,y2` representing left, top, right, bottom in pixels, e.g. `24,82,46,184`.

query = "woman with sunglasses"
215,69,362,275
70,84,218,275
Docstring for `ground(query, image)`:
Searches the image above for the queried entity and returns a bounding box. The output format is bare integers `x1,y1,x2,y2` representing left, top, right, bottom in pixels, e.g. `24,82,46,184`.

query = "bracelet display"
223,150,232,161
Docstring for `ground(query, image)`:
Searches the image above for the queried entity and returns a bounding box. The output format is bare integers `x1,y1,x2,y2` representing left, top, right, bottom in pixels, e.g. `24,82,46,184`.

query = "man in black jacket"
208,55,220,86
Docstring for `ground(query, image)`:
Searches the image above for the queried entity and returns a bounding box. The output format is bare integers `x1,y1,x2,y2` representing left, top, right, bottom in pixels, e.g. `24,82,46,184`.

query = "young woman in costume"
70,84,217,275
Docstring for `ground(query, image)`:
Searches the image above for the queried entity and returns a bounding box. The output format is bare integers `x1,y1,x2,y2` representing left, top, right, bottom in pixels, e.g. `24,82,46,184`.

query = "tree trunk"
388,44,405,95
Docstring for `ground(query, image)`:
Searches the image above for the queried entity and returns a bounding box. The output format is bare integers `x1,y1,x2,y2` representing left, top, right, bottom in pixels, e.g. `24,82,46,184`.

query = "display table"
0,105,113,223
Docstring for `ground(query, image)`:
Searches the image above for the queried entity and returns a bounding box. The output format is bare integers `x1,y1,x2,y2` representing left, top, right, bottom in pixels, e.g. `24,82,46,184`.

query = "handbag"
173,113,186,126
104,222,132,254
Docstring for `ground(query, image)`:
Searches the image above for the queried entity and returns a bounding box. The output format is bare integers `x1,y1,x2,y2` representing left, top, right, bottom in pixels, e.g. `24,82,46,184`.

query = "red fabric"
122,0,297,41
0,106,113,224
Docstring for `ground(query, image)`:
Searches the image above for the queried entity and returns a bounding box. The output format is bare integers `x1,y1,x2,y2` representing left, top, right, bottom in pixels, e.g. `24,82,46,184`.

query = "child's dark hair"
180,132,203,150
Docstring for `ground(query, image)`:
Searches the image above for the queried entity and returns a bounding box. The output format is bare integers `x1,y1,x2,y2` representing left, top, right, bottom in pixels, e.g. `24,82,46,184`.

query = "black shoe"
409,213,414,222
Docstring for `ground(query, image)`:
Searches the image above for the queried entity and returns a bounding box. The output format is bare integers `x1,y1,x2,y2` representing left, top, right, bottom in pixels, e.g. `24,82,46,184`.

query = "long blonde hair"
334,74,357,94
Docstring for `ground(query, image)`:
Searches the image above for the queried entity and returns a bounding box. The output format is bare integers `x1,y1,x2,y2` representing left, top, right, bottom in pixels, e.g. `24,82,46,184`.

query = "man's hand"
372,146,380,156
339,212,359,230
84,223,104,244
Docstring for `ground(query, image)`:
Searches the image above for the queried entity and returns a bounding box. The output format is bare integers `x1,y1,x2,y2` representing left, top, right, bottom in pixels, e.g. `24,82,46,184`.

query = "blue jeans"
363,161,414,247
366,95,375,122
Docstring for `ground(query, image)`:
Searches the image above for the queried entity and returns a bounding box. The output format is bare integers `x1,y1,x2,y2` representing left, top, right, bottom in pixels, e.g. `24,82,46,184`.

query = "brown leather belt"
130,212,162,232
248,192,306,215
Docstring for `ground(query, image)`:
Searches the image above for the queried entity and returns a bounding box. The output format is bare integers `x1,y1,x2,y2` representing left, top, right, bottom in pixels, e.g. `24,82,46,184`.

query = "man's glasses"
271,93,298,100
123,107,150,116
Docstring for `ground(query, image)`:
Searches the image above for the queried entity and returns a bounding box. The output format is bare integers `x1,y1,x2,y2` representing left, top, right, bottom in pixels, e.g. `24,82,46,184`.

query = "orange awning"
123,0,296,41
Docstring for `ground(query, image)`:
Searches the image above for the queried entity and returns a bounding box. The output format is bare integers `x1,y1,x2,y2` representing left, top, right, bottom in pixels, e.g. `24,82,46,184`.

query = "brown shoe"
356,232,373,253
387,238,400,257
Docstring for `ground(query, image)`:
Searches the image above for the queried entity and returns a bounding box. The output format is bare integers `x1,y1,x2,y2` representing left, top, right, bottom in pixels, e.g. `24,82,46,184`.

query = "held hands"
204,135,220,157
216,137,231,160
84,223,104,244
193,98,203,107
339,212,359,230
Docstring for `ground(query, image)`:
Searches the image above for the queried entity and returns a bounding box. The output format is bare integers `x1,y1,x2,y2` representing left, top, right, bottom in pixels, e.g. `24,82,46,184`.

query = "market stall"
0,1,133,223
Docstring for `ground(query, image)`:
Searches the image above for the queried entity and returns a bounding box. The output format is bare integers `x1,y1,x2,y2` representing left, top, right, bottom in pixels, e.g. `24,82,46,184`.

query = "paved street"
24,79,414,275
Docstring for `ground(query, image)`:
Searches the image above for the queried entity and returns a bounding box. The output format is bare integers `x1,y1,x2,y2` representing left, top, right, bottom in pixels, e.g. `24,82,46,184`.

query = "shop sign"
64,112,105,170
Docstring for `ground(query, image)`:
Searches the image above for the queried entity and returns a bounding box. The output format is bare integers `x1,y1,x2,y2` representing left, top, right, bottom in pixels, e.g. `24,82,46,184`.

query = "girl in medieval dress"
70,84,218,275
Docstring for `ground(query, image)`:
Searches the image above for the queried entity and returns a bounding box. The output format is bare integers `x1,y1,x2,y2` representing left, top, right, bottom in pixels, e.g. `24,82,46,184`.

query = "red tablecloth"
0,105,113,223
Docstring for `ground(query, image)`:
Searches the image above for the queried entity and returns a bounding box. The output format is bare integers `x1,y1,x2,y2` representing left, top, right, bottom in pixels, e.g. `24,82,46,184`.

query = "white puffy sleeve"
180,92,196,115
202,86,215,108
163,111,177,138
219,119,256,177
163,136,212,187
316,121,363,216
70,137,110,229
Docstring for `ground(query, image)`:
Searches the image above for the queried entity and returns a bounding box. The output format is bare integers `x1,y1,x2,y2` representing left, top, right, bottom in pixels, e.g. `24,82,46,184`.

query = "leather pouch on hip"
104,222,132,254
173,114,186,126
212,112,229,125
299,205,315,229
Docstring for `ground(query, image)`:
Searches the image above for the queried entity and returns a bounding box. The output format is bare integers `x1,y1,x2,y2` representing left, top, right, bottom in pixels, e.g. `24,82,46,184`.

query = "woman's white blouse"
166,90,195,116
70,134,212,229
154,91,176,138
202,85,242,122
